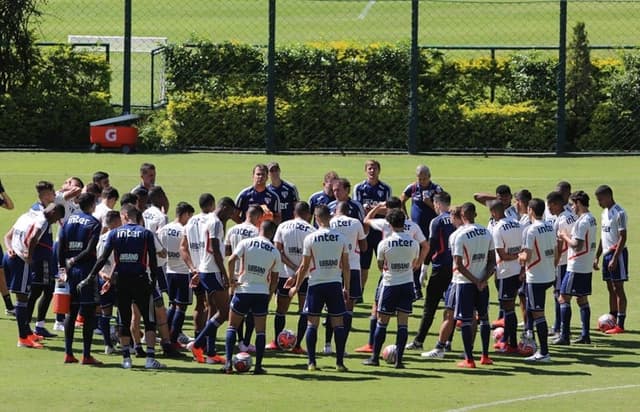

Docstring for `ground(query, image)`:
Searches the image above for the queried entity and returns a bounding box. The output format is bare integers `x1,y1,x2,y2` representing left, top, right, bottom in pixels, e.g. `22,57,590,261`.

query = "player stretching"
594,185,628,334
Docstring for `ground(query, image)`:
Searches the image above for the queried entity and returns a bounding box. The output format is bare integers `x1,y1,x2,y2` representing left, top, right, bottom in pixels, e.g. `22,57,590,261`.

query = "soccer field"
0,152,638,411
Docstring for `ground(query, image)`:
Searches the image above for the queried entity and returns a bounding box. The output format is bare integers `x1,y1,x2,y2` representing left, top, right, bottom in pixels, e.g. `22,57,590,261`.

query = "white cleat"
122,357,132,369
421,348,445,359
524,351,551,363
145,357,167,369
53,321,65,331
323,344,333,355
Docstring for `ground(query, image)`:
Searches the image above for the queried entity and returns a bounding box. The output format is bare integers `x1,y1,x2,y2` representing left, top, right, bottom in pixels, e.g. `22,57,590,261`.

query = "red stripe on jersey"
569,232,590,259
463,246,470,269
23,223,38,250
309,251,316,273
527,239,542,270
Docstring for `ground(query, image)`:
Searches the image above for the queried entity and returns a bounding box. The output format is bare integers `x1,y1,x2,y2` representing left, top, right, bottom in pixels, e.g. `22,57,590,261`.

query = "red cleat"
265,340,279,350
64,354,79,363
604,326,625,335
480,355,494,365
187,342,205,363
82,356,103,366
354,343,373,353
492,318,505,328
457,359,476,368
499,345,520,355
206,354,226,364
29,333,44,342
17,337,43,349
291,347,306,355
493,341,506,350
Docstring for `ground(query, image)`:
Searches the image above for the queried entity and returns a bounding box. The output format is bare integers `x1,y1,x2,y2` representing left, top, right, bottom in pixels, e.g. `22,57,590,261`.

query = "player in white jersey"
519,199,557,362
93,187,119,232
515,189,532,229
286,205,350,372
474,184,519,230
362,209,420,368
594,185,628,334
546,191,577,336
555,191,598,345
543,181,573,222
224,221,281,374
270,202,315,353
225,205,261,352
4,204,65,348
488,201,523,354
452,203,495,368
55,177,83,225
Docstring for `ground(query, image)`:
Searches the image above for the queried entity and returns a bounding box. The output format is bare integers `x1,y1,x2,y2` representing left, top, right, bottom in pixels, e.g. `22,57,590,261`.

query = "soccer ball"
493,327,505,342
277,329,297,351
597,313,616,332
382,344,397,364
232,352,252,373
517,339,537,356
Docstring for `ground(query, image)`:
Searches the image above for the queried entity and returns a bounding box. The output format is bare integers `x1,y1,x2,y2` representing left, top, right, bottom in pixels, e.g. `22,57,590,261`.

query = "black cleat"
551,336,570,345
135,346,147,358
253,366,268,375
572,336,591,344
362,358,380,367
221,365,233,374
394,362,406,369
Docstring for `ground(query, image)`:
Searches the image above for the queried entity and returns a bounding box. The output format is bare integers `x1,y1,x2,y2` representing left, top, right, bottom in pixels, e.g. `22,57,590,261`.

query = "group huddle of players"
0,160,629,372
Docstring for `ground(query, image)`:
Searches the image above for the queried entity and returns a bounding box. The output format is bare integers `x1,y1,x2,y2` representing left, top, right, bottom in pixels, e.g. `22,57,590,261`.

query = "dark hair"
261,220,277,240
175,201,195,216
314,204,331,221
140,163,155,174
461,202,476,219
334,178,351,192
434,191,451,206
77,192,96,212
35,181,54,194
515,189,532,203
120,203,139,221
70,176,84,189
556,181,571,194
149,186,167,207
385,209,405,229
495,185,511,196
247,205,264,219
85,183,102,197
198,193,215,210
386,196,402,210
488,199,504,213
92,171,109,184
528,198,545,218
120,192,138,206
102,186,119,200
105,210,121,226
336,201,349,215
217,197,236,209
132,186,148,198
294,201,310,216
546,191,564,205
570,190,590,208
253,164,268,175
595,185,613,198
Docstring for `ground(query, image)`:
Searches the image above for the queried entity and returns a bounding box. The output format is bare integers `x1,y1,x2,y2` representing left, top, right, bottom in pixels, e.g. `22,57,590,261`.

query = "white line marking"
358,0,376,20
446,384,640,412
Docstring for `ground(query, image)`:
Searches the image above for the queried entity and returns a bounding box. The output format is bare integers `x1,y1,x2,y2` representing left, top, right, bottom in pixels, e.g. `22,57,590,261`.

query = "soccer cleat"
480,355,494,365
75,315,84,328
421,348,445,359
307,363,319,372
253,366,268,375
492,318,505,328
264,341,279,350
493,341,506,350
122,357,133,369
221,365,233,374
291,347,306,355
551,336,570,345
17,337,43,349
29,333,44,342
145,357,167,369
5,308,16,317
457,359,476,368
238,342,257,353
177,333,193,345
135,346,147,358
524,351,551,363
82,356,103,366
34,326,57,338
354,343,373,353
323,343,333,354
187,342,205,363
548,328,558,337
362,358,380,367
604,326,625,335
444,342,452,352
53,321,65,331
335,364,348,373
64,354,79,363
500,345,520,355
572,336,591,344
205,354,226,364
104,345,115,355
405,341,423,350
394,362,406,369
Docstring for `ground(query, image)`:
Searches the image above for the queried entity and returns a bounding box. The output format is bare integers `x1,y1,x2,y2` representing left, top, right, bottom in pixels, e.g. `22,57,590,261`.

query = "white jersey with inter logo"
233,236,282,295
452,223,494,284
157,221,189,274
492,218,523,279
225,222,259,275
55,191,79,225
97,230,116,274
198,213,225,273
377,231,419,286
274,218,315,278
10,210,48,261
523,220,556,284
368,217,427,243
303,227,348,286
567,212,598,273
183,212,211,271
143,205,169,266
330,215,366,271
553,210,578,265
600,203,627,252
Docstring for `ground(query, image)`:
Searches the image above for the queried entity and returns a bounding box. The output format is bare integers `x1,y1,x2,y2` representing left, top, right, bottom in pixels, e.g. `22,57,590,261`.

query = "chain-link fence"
33,0,640,152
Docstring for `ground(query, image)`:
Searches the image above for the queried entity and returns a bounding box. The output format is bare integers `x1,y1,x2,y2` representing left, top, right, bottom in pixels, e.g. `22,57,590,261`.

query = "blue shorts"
277,277,292,297
30,257,55,286
348,269,363,300
230,293,269,317
154,266,168,292
7,256,31,295
152,282,164,304
298,277,308,296
373,275,383,302
560,271,592,297
199,272,225,293
525,282,553,312
497,274,521,301
555,264,568,293
167,273,193,305
602,249,629,282
98,276,117,308
2,253,13,287
376,282,414,315
67,266,99,305
443,283,456,310
454,283,489,321
304,282,346,317
360,229,382,270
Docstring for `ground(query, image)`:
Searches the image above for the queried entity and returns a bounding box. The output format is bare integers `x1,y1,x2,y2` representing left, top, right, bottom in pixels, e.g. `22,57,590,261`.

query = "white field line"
358,0,376,20
446,384,640,412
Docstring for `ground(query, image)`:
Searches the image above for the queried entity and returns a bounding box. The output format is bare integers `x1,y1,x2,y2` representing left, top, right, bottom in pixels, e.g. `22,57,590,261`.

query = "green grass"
0,153,639,411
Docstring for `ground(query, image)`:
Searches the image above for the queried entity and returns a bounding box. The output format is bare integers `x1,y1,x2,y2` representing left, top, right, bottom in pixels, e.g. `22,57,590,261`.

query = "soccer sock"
373,322,387,360
100,315,112,347
225,327,236,367
236,318,245,343
534,317,549,355
325,320,333,345
82,308,96,357
343,311,353,341
3,294,14,311
295,314,307,348
334,325,346,366
579,303,591,337
560,302,572,339
166,306,176,330
526,310,534,332
435,340,445,350
274,313,286,338
15,301,29,338
122,344,131,359
368,316,377,346
171,309,185,343
396,325,408,364
498,309,504,320
504,310,517,347
146,347,155,359
479,320,490,356
460,322,474,360
36,286,53,322
255,332,266,368
305,324,317,365
194,318,220,349
617,312,626,329
553,299,561,332
243,315,254,346
64,307,79,355
56,313,65,323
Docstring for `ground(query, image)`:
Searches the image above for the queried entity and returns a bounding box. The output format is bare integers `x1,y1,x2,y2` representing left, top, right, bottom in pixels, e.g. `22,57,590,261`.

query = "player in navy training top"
267,161,300,222
57,193,102,364
400,165,444,239
327,178,365,222
235,164,281,224
309,171,338,226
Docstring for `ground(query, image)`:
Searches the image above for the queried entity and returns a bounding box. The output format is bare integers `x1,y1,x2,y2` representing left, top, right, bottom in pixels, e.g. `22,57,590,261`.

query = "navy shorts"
525,281,553,312
167,273,193,305
373,275,383,302
154,266,168,292
454,283,489,321
230,293,269,317
497,274,521,301
443,283,456,310
277,277,292,297
297,277,309,296
152,281,164,304
199,272,225,293
98,276,117,308
602,249,629,282
376,282,414,315
560,271,592,297
360,229,382,270
67,265,99,305
3,253,13,288
304,282,346,317
348,269,363,300
7,255,30,295
555,264,568,294
30,257,55,286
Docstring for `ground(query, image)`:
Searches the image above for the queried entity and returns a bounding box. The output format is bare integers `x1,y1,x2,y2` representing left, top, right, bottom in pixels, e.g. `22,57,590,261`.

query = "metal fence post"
556,0,568,155
122,0,132,114
265,0,277,154
408,0,419,154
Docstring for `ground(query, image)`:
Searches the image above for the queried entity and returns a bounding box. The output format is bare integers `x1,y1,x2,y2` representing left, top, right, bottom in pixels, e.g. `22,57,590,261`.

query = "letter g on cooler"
105,128,118,142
